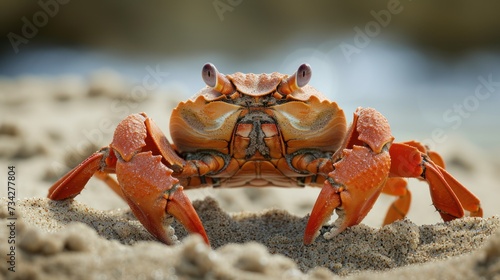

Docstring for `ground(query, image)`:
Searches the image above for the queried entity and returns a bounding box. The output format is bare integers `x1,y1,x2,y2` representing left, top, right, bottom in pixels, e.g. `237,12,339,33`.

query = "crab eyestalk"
277,63,312,95
202,63,235,95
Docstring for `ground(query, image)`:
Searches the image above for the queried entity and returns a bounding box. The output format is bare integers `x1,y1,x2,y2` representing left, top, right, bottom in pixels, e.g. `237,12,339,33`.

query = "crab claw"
165,185,210,245
304,145,391,245
116,151,209,245
303,180,341,245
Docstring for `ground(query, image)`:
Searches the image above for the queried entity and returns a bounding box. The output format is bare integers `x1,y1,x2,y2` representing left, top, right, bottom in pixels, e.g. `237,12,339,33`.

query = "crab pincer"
115,151,208,245
304,108,393,244
49,113,209,245
304,108,482,244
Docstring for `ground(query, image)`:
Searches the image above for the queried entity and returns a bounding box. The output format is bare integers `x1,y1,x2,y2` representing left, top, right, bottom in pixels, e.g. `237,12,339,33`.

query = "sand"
1,72,500,279
1,198,499,279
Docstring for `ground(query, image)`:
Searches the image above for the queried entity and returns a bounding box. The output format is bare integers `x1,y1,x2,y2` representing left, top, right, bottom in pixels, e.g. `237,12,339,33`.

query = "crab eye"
296,63,312,87
202,63,217,87
277,63,312,95
201,63,235,95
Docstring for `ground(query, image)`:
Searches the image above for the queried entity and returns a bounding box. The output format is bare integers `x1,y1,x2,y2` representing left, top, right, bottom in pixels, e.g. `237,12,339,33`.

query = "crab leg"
389,142,482,221
48,151,105,200
380,177,411,225
93,171,126,200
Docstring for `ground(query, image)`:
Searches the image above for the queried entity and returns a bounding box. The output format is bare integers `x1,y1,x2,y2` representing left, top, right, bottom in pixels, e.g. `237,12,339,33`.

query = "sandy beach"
1,72,500,279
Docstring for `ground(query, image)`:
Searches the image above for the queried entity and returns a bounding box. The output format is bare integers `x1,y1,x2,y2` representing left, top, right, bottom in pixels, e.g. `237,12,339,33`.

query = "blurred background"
2,1,499,144
1,1,499,225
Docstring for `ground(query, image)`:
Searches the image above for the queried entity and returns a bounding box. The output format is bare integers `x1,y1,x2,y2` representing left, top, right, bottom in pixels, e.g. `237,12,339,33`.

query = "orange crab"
48,63,482,246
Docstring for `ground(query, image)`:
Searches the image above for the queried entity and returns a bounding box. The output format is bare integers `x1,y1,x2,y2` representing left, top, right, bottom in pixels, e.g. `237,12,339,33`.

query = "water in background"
2,36,499,151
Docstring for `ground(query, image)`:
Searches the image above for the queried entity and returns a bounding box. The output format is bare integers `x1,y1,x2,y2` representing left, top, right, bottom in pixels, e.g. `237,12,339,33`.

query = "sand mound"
1,197,498,279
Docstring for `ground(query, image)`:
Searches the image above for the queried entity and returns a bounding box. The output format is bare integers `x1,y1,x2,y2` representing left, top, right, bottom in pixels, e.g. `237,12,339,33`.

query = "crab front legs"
48,113,211,245
303,108,483,245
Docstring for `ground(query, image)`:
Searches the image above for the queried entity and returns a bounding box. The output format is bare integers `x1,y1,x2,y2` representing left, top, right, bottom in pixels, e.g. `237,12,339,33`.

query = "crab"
48,63,483,246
